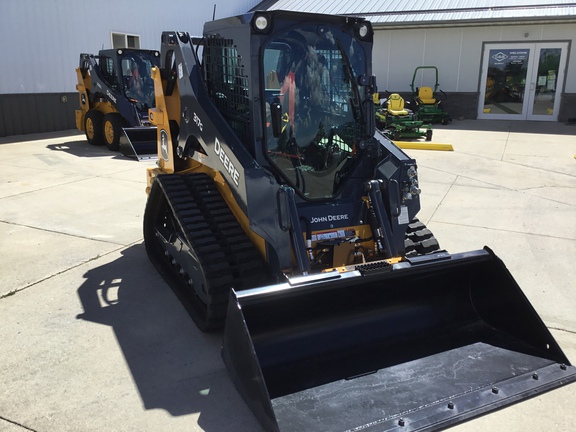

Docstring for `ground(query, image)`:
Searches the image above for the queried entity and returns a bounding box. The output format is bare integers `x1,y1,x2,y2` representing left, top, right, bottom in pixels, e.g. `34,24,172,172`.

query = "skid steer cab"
75,48,160,159
141,10,576,432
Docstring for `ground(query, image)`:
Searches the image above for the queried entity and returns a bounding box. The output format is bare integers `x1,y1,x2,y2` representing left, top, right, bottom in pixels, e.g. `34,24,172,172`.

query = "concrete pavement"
0,120,575,431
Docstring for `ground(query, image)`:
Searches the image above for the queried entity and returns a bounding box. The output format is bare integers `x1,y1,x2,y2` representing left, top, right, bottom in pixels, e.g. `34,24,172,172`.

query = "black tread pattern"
144,172,269,331
404,218,441,257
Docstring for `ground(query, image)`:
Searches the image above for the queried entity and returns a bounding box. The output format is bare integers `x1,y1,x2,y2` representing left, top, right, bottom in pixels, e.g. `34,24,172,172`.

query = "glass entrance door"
527,45,566,120
478,42,568,121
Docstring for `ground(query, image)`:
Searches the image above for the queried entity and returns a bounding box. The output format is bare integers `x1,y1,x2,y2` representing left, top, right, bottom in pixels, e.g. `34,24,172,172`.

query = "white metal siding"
256,0,576,24
373,23,576,94
1,1,574,96
0,0,260,94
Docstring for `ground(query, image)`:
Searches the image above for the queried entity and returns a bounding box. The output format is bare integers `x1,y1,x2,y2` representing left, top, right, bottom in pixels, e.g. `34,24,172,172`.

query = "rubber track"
145,172,269,331
404,218,441,256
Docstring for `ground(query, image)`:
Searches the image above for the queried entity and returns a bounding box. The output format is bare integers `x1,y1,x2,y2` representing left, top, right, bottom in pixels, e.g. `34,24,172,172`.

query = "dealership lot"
1,120,575,431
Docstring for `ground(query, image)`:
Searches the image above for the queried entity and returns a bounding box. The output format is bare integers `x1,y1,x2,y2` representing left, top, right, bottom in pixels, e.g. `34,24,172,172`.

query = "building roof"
251,1,576,27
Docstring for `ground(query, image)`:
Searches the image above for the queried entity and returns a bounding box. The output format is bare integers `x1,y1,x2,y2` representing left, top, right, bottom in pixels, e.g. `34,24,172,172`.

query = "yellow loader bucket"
222,248,576,432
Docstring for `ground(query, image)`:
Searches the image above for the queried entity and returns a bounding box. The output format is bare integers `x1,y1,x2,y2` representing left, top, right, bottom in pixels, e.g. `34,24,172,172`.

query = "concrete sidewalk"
0,120,575,431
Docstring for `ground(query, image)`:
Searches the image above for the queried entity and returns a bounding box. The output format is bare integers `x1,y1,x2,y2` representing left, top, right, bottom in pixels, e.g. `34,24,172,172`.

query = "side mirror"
270,98,283,138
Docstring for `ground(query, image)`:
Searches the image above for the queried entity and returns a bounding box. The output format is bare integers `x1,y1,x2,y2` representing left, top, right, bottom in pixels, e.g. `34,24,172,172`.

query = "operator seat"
387,93,409,116
418,86,436,105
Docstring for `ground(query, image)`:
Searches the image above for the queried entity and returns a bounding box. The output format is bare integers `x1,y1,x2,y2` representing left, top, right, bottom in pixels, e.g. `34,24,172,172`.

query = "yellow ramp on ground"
393,141,454,151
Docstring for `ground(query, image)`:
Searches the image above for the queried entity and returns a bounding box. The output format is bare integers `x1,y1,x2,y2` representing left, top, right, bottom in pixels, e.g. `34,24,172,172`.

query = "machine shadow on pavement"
46,140,132,159
75,243,253,431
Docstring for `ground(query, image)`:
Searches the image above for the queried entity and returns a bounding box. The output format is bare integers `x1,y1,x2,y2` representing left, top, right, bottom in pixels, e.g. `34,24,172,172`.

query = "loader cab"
96,49,160,113
261,22,371,200
118,50,160,112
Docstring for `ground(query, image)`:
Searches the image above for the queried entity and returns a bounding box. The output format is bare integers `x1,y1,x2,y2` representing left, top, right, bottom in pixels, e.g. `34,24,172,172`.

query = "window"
111,32,141,49
203,35,250,145
99,56,119,90
262,25,367,199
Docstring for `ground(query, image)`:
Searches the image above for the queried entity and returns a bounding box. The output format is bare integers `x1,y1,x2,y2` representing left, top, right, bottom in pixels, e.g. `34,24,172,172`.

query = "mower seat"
418,86,436,105
387,93,409,116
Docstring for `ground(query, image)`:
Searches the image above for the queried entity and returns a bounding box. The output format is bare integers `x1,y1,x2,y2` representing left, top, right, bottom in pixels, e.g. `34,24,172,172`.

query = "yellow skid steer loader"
75,49,160,159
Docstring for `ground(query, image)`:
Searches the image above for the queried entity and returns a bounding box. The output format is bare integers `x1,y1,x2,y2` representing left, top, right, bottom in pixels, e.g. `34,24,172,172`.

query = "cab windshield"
263,25,367,199
120,52,159,112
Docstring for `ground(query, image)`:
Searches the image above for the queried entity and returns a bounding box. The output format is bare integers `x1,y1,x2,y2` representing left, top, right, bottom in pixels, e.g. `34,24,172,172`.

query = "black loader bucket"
119,127,158,160
222,248,576,432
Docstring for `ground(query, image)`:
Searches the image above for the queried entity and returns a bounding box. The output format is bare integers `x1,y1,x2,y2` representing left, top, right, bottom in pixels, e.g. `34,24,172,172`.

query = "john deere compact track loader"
75,48,161,159
142,11,576,432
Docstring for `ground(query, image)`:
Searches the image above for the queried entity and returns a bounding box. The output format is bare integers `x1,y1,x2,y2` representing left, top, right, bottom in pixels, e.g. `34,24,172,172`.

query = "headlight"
252,14,272,33
355,22,372,40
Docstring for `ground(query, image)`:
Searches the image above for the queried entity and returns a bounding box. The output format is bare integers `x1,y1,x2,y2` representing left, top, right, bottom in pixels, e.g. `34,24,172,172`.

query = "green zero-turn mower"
374,92,433,141
411,66,452,125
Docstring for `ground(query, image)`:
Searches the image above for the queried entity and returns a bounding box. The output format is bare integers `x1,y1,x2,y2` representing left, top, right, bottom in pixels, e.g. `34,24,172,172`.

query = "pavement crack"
425,175,457,225
0,220,129,246
0,241,141,300
432,220,576,242
0,416,37,431
548,326,576,336
0,177,95,201
500,131,511,162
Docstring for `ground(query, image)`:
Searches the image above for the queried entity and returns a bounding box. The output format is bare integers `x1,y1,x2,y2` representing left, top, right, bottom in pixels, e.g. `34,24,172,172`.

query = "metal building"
0,0,261,137
1,1,575,137
254,0,576,122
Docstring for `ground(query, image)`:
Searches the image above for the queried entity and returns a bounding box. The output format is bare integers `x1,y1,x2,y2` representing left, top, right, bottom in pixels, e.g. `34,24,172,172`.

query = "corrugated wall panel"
1,0,575,136
0,93,77,136
0,0,260,136
373,22,575,94
258,0,576,15
0,0,261,95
